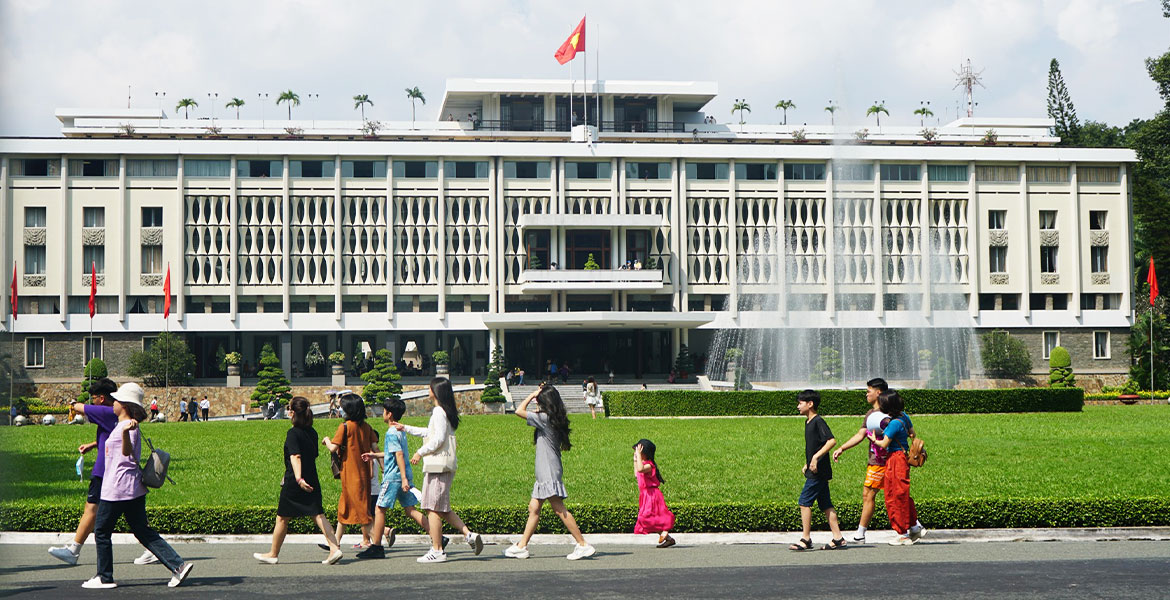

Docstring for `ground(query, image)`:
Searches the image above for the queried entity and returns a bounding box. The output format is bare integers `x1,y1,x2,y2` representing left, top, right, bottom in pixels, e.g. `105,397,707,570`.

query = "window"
11,158,60,177
342,160,387,178
1040,246,1058,273
784,163,825,181
1089,211,1107,230
988,210,1006,230
238,160,282,178
626,162,671,180
142,336,158,352
1038,210,1057,230
185,159,231,177
83,245,105,273
736,162,778,181
141,245,163,274
989,246,1007,273
24,246,45,275
1091,247,1108,273
126,159,177,177
24,207,47,227
84,337,103,364
1042,331,1059,359
444,161,490,179
686,162,729,180
83,207,105,228
524,229,550,269
1080,167,1119,183
69,159,118,177
880,164,920,181
290,160,334,178
975,165,1017,182
504,161,551,179
1001,294,1020,310
393,160,438,178
832,162,873,181
566,161,611,179
928,164,967,182
141,207,163,227
25,338,44,368
1093,331,1110,359
1027,166,1069,183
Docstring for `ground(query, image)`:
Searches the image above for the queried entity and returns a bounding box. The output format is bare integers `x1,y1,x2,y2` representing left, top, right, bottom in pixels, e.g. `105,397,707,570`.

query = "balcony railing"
519,268,664,292
472,119,570,132
600,120,687,133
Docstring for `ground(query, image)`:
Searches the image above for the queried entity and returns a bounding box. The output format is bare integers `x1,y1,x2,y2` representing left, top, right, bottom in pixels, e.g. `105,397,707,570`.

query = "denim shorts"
376,481,419,510
798,477,833,510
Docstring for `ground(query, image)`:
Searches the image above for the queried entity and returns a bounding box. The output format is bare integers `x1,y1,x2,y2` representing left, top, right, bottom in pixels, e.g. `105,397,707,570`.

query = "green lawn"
2,405,1168,510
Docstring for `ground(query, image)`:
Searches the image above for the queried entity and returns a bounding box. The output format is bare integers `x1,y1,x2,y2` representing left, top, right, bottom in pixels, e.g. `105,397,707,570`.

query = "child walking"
789,389,846,551
633,439,675,548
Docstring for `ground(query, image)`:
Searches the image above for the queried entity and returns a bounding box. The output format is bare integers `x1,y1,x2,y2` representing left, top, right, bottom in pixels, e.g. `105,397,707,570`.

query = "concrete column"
1070,164,1083,319
59,155,69,322
1120,164,1133,315
437,158,446,320
777,159,787,318
229,157,238,319
920,160,932,320
616,158,624,215
333,156,342,321
824,160,835,318
488,157,499,313
495,157,506,312
673,158,686,312
176,156,186,319
671,328,681,365
118,155,128,322
1020,162,1031,320
728,159,739,318
1,157,9,332
966,161,980,319
280,333,292,374
386,156,395,319
282,157,291,320
872,160,884,319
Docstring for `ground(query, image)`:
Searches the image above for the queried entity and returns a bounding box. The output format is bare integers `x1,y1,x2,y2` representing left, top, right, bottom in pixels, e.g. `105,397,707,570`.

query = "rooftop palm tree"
913,106,934,126
774,99,796,125
353,94,373,120
732,100,751,125
405,87,426,128
866,102,889,127
276,90,300,120
225,97,245,119
824,103,839,125
175,98,198,119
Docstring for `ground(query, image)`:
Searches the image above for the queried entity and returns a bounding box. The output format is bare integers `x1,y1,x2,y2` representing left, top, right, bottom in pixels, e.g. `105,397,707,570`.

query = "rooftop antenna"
952,58,985,117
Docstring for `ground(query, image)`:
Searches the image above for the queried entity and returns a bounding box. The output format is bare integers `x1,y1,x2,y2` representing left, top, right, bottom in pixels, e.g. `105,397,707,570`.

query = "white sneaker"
133,549,160,565
322,549,343,565
167,562,194,587
416,549,447,563
466,532,484,555
49,546,80,565
566,544,596,560
81,576,116,589
504,544,530,559
888,535,915,546
909,526,927,542
252,552,278,565
850,533,866,544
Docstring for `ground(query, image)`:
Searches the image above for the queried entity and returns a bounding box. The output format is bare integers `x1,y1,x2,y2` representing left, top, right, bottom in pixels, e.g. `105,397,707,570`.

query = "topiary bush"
77,357,108,404
981,330,1033,380
481,345,507,403
249,344,292,409
1048,346,1075,388
360,348,402,405
673,344,695,379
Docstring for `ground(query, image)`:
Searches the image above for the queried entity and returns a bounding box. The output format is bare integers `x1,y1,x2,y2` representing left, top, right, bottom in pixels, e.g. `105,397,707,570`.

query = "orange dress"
334,421,375,524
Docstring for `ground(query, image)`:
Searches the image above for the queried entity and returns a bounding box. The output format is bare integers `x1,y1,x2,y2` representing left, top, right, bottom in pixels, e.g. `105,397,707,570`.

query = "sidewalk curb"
7,527,1170,547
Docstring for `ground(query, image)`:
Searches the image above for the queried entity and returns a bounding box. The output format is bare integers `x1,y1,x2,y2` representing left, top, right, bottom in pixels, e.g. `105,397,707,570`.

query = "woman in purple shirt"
83,383,194,590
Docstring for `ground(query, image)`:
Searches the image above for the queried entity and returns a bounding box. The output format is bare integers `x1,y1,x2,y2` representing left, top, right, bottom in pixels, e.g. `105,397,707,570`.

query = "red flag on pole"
1150,257,1159,306
9,261,16,321
554,17,586,65
88,261,97,318
163,264,172,319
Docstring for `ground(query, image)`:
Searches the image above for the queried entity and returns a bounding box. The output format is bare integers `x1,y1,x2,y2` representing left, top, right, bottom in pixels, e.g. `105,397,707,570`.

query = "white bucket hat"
111,382,145,408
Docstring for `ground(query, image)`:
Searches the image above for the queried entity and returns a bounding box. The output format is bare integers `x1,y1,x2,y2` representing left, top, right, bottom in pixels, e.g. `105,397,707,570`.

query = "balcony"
518,269,664,293
518,213,663,229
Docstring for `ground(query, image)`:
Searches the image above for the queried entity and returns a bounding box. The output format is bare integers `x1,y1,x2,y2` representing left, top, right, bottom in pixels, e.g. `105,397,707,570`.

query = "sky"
1,0,1167,136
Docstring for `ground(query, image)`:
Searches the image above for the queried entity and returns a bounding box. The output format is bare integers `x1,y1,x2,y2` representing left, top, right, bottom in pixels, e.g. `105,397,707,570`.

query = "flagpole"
583,14,588,135
596,22,601,133
8,262,14,416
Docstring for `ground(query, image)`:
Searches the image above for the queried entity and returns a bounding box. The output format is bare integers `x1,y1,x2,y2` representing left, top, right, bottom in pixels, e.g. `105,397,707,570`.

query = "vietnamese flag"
9,261,16,321
554,17,585,65
88,261,97,318
163,264,172,318
1150,257,1159,306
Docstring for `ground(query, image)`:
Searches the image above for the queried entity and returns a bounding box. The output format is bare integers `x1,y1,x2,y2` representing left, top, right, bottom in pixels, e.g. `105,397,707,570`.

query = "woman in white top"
583,376,603,419
401,377,484,563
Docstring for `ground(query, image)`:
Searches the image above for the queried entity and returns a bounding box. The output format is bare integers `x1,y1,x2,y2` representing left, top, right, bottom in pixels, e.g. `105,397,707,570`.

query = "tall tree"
913,106,934,126
250,343,292,408
405,87,426,128
1047,58,1081,145
225,97,245,119
353,94,373,120
276,90,300,119
175,98,198,119
774,99,795,125
824,103,838,125
866,103,889,127
732,100,751,124
360,348,402,405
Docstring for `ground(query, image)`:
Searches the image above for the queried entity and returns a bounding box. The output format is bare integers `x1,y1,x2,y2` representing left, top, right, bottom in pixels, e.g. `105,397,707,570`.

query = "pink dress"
634,461,675,534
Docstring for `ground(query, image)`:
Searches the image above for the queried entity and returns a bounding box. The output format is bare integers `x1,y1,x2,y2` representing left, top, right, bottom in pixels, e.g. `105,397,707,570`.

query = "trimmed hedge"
603,388,1084,417
3,496,1165,534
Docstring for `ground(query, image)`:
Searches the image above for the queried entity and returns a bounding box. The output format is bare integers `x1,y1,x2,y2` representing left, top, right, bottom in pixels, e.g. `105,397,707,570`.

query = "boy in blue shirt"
358,398,435,559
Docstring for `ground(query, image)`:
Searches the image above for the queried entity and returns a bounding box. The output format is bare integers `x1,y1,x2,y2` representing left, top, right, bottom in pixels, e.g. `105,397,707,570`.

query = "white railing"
519,269,664,291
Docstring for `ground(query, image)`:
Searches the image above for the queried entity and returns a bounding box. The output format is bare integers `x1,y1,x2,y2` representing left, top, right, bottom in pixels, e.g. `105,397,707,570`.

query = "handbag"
422,434,458,474
903,415,927,467
330,422,347,479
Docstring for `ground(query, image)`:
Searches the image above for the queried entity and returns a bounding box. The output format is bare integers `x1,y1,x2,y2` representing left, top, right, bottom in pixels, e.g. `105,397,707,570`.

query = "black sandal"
823,537,847,550
788,538,813,551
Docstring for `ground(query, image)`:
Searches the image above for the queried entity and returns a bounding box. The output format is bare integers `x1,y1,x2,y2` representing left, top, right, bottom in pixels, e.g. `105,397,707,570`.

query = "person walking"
632,439,676,548
149,397,159,421
83,383,194,589
253,397,343,565
187,396,199,422
400,377,484,563
199,396,210,422
48,378,119,565
832,377,890,543
789,389,846,551
321,394,376,559
583,376,603,419
869,390,927,545
504,385,596,560
178,398,188,422
547,360,558,383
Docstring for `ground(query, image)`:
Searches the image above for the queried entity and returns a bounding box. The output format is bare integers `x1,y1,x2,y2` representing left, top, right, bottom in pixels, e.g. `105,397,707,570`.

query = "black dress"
277,425,324,517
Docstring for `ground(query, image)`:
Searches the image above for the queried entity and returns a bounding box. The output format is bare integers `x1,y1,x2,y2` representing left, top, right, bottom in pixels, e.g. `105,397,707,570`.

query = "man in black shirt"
789,389,846,551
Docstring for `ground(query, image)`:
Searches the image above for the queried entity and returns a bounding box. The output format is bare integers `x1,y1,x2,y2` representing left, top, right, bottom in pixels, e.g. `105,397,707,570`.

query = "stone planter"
436,364,449,379
481,401,505,414
725,360,737,384
1118,394,1140,405
226,364,241,388
331,364,347,387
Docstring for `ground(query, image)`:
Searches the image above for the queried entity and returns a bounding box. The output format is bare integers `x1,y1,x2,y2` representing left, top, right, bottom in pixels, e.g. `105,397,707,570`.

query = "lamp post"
154,91,166,130
207,92,219,123
258,92,269,130
306,93,320,131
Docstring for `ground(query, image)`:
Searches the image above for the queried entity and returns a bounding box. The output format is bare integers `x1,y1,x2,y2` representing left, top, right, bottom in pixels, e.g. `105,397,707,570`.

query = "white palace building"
0,78,1138,385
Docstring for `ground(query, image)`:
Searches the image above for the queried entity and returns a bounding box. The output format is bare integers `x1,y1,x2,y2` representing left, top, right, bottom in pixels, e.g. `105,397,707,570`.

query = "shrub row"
1085,391,1170,401
603,388,1084,417
3,496,1164,534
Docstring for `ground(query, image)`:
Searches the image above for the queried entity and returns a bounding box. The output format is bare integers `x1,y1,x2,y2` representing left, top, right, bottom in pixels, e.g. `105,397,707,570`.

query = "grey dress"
527,412,567,499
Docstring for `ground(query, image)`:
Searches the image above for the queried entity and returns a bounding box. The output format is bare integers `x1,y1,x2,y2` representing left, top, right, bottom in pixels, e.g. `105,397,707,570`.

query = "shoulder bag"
330,422,347,479
903,415,927,467
422,434,458,474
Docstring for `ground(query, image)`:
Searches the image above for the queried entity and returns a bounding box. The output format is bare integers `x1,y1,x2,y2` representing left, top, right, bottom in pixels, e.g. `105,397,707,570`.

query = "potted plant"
981,128,998,145
1118,379,1141,404
920,127,939,144
204,125,223,137
304,342,325,376
329,351,346,375
791,127,808,143
284,126,304,139
853,128,869,143
118,123,136,138
225,351,242,375
432,350,450,378
361,119,383,138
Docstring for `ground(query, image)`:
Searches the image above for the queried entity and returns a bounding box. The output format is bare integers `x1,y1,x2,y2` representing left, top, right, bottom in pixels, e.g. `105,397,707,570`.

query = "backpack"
141,438,175,488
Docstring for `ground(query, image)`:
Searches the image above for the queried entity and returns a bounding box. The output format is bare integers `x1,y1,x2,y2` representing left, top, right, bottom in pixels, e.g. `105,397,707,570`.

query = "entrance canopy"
483,311,714,330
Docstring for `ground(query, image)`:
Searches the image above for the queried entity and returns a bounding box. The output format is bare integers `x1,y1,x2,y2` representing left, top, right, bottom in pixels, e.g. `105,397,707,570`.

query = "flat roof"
441,78,718,115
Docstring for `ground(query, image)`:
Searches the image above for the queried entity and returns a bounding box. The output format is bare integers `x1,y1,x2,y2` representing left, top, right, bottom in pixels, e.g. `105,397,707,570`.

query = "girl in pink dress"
633,439,676,548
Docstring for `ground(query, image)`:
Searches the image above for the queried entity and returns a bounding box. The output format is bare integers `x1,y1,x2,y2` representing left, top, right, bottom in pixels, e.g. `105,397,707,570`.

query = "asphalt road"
2,539,1168,599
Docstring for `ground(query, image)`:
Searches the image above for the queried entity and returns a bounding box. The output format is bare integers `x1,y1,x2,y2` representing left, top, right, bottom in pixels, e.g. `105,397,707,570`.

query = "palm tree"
824,103,839,125
276,90,300,120
175,98,198,119
731,99,751,125
405,87,426,128
774,100,796,125
225,97,245,119
353,94,373,120
866,102,889,127
913,106,934,126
